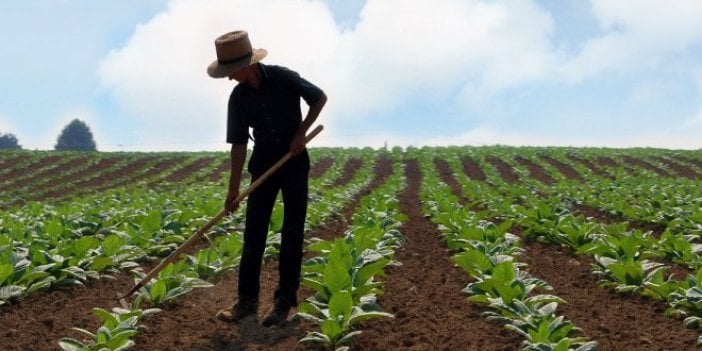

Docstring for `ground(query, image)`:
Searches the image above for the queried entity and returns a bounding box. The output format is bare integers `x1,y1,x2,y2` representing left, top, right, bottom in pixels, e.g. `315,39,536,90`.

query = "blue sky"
1,0,701,151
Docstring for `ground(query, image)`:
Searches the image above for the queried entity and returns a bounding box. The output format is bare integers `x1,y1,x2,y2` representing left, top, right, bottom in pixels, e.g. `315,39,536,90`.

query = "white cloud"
98,0,338,151
97,0,557,150
326,0,557,118
560,0,702,82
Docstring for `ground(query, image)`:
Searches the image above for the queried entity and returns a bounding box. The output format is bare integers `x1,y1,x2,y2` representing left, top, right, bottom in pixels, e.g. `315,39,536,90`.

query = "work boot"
261,299,292,327
216,299,258,323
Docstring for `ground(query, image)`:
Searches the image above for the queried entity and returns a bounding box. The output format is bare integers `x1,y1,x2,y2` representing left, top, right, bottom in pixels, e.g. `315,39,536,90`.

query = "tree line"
0,119,97,151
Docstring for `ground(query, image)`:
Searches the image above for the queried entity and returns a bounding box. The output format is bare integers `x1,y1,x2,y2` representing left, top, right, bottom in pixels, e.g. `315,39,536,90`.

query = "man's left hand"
290,132,305,156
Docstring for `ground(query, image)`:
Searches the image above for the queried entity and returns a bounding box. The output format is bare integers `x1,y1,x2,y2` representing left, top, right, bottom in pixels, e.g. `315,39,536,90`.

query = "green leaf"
102,235,125,256
323,258,351,293
0,285,25,300
150,280,167,303
92,308,119,328
329,290,353,319
73,236,100,259
320,319,343,343
0,263,13,285
57,338,87,351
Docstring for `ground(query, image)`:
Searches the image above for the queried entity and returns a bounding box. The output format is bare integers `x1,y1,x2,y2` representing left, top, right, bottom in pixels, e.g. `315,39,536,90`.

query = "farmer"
207,30,327,327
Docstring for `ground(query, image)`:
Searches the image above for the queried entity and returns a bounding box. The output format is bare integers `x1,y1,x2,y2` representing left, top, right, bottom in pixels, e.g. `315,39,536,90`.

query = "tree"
55,119,97,151
0,132,22,149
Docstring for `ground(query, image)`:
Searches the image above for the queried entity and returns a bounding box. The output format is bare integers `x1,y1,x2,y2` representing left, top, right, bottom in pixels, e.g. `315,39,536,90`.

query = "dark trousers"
237,157,308,307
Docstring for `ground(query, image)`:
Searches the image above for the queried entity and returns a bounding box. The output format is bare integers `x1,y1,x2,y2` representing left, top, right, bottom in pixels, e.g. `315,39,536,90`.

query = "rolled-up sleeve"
226,92,249,145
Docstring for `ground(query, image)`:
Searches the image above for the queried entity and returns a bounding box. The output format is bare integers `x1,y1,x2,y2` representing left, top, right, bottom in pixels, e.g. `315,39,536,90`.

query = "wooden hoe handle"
120,125,324,299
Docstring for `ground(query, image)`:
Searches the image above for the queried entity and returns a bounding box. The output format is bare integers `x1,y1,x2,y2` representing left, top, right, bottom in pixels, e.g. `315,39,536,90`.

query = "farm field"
2,146,702,350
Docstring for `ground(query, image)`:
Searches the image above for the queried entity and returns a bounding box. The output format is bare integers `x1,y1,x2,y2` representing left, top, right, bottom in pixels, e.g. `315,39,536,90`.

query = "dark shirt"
226,63,324,174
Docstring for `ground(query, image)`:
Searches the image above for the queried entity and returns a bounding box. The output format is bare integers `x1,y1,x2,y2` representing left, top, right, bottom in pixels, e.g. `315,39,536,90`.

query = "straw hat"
207,30,267,78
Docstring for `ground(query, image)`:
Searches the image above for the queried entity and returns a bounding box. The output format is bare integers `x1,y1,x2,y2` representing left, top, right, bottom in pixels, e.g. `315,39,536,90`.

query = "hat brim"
207,48,267,78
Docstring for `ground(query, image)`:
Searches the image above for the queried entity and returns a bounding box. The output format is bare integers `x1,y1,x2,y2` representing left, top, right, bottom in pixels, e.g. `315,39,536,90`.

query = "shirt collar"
258,63,270,80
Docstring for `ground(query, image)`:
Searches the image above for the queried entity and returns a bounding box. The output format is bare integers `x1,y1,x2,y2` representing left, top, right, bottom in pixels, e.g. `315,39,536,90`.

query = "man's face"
228,66,248,83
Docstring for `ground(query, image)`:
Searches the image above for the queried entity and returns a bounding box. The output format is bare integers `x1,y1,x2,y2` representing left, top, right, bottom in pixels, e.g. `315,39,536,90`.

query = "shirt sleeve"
277,66,325,106
226,90,249,145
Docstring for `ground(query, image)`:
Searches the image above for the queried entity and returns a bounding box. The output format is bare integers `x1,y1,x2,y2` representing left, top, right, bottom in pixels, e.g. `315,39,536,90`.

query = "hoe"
118,124,324,300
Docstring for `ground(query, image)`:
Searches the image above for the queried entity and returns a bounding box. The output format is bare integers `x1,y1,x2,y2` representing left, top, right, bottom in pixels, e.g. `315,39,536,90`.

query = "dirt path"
514,156,554,186
460,155,487,181
622,156,672,178
567,154,613,179
540,155,584,182
486,156,519,184
352,159,522,351
308,157,334,179
521,240,700,350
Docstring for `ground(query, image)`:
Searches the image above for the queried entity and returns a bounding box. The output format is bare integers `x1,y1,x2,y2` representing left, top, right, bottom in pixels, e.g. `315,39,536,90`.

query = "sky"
1,0,701,151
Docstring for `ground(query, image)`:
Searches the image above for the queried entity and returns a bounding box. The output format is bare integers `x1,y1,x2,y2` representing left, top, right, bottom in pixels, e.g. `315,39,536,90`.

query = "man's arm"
290,93,327,156
225,143,247,213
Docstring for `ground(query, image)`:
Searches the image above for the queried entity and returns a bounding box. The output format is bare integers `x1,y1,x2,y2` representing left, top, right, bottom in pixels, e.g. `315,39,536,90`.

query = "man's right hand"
224,191,240,214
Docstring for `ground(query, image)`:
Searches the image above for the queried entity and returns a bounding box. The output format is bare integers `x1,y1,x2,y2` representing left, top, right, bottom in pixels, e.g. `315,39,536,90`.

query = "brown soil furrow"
308,157,334,179
39,157,123,192
652,156,701,180
6,155,90,190
596,156,619,168
596,156,640,176
461,155,487,181
63,156,158,194
566,154,613,179
0,269,141,351
95,157,186,191
0,155,63,188
433,157,463,201
540,155,584,182
36,156,155,200
622,156,671,177
514,156,554,186
331,157,363,187
161,157,216,183
521,240,700,350
205,158,231,183
353,159,522,351
486,156,519,184
673,156,702,170
0,153,32,172
132,154,393,351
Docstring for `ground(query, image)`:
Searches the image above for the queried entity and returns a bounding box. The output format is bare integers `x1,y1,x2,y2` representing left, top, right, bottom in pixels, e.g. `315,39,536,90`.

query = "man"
207,30,326,327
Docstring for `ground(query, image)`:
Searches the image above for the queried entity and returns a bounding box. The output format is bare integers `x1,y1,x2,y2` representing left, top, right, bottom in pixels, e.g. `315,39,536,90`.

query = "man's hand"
224,190,240,214
290,132,306,156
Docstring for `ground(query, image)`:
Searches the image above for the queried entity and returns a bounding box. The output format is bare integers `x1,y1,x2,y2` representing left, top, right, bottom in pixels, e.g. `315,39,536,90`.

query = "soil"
132,154,393,351
433,157,464,201
522,240,700,350
0,155,63,186
308,157,334,179
486,156,519,184
4,151,702,351
621,156,671,178
540,155,584,182
514,156,554,186
460,156,487,182
162,157,217,183
652,156,701,180
205,158,231,183
353,159,523,351
331,158,363,187
566,154,613,179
